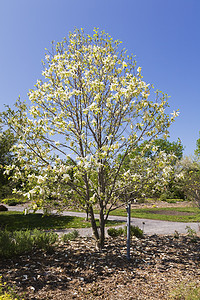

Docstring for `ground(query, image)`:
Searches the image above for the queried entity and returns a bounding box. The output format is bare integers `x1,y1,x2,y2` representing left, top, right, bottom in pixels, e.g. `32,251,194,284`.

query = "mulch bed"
0,234,199,299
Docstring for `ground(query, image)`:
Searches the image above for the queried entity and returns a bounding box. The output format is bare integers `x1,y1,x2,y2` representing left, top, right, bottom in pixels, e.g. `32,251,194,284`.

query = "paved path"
5,205,200,237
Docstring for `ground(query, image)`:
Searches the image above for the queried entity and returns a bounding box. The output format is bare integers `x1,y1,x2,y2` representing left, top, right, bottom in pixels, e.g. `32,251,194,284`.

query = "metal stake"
126,202,131,260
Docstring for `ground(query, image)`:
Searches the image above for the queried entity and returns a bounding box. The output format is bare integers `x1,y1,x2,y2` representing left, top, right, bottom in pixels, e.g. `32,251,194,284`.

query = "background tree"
175,156,200,208
2,28,178,248
118,148,177,201
0,127,17,198
119,138,183,169
194,132,200,157
147,138,184,199
119,138,184,200
148,138,183,161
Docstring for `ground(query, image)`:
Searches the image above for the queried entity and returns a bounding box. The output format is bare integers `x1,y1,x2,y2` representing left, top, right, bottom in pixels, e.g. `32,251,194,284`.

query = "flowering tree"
2,28,178,248
175,156,200,208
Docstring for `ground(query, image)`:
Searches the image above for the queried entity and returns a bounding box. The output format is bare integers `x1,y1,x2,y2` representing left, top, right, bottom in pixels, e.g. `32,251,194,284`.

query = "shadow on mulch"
0,235,199,298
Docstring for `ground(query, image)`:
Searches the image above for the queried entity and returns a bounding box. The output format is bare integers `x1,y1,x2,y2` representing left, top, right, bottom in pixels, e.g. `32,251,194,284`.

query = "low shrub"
0,229,58,258
107,227,124,237
31,229,59,252
107,226,144,239
185,226,198,243
61,230,79,243
131,225,144,238
0,205,8,212
0,276,21,300
124,225,144,238
0,293,13,300
173,230,180,239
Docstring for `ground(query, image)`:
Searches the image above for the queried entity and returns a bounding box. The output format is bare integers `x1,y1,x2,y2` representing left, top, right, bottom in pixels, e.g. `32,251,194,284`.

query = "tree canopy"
2,28,178,248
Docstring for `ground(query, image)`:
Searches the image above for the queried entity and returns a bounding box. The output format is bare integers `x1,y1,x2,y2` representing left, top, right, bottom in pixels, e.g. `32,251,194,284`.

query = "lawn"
108,206,200,222
1,205,199,232
0,211,124,231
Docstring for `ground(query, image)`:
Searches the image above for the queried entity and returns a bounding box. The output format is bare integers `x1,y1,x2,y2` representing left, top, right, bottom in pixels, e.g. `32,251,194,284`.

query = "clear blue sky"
0,0,199,155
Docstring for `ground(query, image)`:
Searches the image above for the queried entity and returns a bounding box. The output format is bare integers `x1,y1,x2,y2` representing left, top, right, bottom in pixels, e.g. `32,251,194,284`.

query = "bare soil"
134,201,197,216
1,234,199,300
132,200,193,209
146,210,195,216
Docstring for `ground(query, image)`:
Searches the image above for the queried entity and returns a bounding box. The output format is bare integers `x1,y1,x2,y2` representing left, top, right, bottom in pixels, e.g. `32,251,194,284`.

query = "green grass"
0,211,123,231
107,206,200,222
169,281,200,299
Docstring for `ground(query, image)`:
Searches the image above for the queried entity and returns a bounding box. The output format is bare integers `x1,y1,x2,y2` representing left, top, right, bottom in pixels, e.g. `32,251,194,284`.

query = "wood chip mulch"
0,234,199,300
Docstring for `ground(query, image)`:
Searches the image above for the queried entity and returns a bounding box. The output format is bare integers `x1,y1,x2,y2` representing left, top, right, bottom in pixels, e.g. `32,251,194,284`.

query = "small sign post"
126,202,131,260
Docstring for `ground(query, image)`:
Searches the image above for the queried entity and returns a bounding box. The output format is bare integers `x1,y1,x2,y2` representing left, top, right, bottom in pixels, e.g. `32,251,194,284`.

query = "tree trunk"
98,206,105,250
89,205,105,250
96,162,106,249
195,190,200,208
86,204,89,221
89,206,99,241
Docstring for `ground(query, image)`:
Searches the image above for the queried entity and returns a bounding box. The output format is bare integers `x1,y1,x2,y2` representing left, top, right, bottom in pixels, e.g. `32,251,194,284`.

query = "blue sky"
0,0,199,155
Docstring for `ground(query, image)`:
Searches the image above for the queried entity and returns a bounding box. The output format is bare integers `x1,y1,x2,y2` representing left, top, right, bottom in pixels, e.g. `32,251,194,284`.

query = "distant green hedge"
1,197,27,206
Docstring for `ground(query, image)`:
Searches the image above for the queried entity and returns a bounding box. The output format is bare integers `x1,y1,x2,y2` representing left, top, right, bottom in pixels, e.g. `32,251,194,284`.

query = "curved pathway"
5,205,200,237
